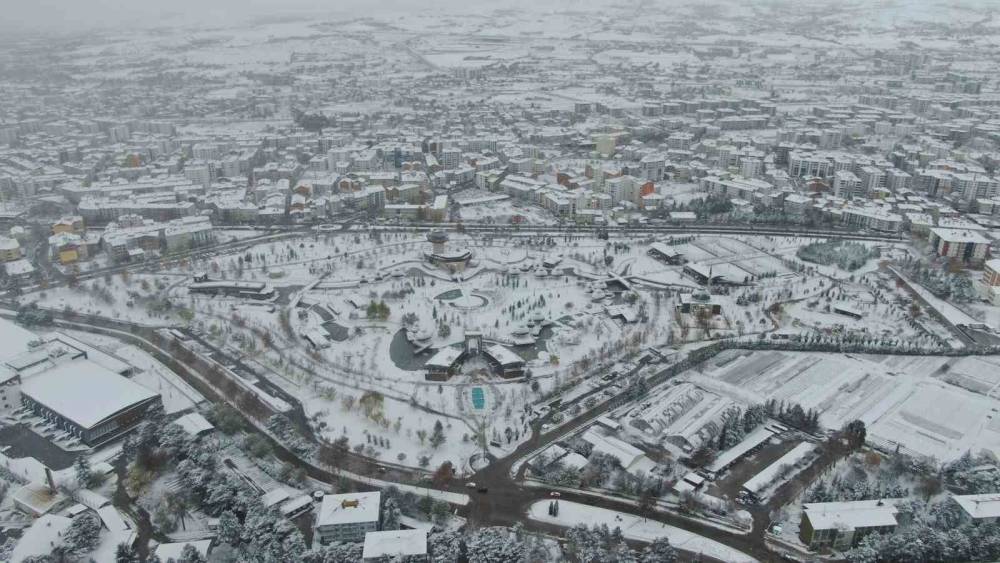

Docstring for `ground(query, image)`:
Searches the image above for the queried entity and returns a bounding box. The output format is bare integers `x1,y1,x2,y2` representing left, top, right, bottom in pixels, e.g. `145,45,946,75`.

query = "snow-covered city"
1,0,1000,561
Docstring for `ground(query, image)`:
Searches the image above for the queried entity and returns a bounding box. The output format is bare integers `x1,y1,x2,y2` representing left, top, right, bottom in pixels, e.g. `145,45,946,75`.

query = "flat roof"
582,428,645,468
174,413,214,436
20,359,159,430
802,499,902,531
362,529,428,559
262,488,290,508
930,227,989,244
952,493,1000,520
649,242,683,257
316,491,381,527
425,346,463,369
707,425,781,473
742,442,815,495
11,515,72,562
0,318,38,363
484,344,523,367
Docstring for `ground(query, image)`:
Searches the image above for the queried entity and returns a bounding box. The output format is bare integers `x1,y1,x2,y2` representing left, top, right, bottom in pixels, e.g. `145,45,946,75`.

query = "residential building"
314,492,381,545
928,227,990,263
362,530,428,562
800,499,902,550
951,494,1000,525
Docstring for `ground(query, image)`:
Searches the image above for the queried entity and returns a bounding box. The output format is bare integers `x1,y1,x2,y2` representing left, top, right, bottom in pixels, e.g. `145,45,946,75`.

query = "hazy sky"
0,0,578,35
3,0,998,36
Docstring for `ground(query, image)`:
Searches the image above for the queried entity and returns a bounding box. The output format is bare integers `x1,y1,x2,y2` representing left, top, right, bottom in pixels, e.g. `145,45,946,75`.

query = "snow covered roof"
362,529,428,559
484,344,523,367
174,412,215,436
561,452,590,470
315,491,381,527
952,493,1000,520
20,360,159,430
280,495,313,516
425,346,463,369
706,424,782,473
262,488,290,508
929,227,989,244
97,505,130,532
802,499,902,531
741,442,815,495
11,514,72,563
649,242,683,258
154,540,212,562
0,318,38,363
582,428,646,469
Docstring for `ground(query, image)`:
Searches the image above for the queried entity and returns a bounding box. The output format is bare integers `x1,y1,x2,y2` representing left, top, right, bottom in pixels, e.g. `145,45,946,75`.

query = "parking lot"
0,422,79,470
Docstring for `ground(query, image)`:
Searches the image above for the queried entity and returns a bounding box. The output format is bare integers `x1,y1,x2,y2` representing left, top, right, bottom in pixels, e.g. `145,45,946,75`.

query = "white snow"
528,500,758,562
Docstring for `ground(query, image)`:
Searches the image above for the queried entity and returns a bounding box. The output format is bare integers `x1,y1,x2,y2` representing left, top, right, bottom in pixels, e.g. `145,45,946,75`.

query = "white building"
951,493,1000,525
314,491,381,544
362,529,428,562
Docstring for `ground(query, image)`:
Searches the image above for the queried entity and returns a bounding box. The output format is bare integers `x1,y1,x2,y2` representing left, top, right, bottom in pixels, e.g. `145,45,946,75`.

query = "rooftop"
930,227,990,244
362,529,428,559
315,491,381,527
802,499,903,531
952,493,1000,520
20,359,159,430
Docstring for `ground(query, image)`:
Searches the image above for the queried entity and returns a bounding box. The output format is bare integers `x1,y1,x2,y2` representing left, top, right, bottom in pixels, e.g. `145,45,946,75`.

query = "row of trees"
797,240,878,271
848,499,1000,563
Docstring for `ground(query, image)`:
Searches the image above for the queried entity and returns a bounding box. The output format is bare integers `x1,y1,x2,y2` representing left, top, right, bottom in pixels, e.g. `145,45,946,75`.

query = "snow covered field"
527,500,758,562
696,350,1000,461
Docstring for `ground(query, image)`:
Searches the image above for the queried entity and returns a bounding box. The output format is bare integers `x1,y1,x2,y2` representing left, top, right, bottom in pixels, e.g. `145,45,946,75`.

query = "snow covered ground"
697,350,1000,461
527,500,758,562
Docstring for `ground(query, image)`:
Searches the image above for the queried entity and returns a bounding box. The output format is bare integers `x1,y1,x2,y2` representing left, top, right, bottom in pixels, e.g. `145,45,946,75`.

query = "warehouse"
20,360,162,446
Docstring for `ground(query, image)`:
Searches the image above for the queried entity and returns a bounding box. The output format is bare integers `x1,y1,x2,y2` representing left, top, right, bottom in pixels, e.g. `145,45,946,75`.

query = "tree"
115,543,140,563
641,537,677,563
74,456,94,488
844,419,867,450
382,497,402,531
432,461,454,487
178,543,207,563
438,322,452,338
917,474,943,501
430,420,446,449
689,445,716,468
217,509,242,545
58,513,100,558
638,488,657,520
177,544,206,563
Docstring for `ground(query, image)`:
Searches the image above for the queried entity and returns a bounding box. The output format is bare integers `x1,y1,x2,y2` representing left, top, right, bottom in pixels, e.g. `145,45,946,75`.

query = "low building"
581,427,656,477
677,294,722,317
153,540,212,562
10,514,72,562
647,242,684,264
668,211,697,223
189,274,276,300
362,529,428,562
314,491,381,545
483,344,525,378
800,499,902,550
20,360,162,446
951,493,1000,525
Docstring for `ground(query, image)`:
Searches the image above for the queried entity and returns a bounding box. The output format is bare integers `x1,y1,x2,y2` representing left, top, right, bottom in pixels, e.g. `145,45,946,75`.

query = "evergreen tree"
430,420,446,449
115,543,139,563
74,456,93,488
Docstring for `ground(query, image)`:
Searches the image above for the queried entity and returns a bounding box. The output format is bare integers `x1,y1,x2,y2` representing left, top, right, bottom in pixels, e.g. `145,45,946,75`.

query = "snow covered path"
528,500,758,562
